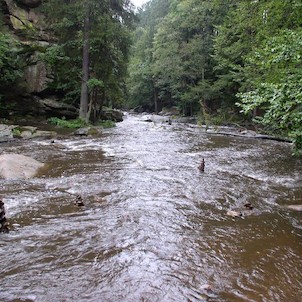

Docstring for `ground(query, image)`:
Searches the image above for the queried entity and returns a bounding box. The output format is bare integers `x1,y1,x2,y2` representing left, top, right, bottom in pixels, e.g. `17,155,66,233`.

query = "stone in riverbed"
284,204,302,211
0,200,9,233
0,124,18,139
32,130,57,139
226,210,242,218
73,127,101,137
0,154,44,179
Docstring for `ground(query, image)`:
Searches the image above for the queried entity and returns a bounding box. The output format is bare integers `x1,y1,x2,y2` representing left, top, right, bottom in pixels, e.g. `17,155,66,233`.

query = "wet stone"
0,200,9,233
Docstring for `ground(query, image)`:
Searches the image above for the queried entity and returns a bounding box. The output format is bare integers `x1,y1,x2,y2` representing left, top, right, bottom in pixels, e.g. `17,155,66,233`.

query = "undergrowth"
47,117,88,128
47,117,116,129
99,120,116,128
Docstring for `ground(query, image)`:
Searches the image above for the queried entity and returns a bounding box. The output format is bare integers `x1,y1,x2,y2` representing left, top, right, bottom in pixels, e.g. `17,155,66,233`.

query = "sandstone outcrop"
1,0,58,118
0,123,57,140
0,154,44,179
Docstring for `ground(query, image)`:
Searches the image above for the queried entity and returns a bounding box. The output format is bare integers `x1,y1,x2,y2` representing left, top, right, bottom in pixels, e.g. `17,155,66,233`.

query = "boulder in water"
284,204,302,211
0,200,9,233
226,210,242,218
0,154,44,179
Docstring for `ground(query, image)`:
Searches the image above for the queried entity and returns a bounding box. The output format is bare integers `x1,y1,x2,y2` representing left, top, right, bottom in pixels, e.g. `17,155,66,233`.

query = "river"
0,113,301,302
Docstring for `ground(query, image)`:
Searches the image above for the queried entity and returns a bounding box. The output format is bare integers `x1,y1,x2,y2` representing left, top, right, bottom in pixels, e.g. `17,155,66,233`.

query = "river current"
1,113,301,302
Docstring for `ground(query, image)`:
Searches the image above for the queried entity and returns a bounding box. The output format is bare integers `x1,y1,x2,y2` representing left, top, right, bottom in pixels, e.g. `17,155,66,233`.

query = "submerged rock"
284,204,302,211
0,200,9,233
198,158,205,172
74,195,84,207
73,127,101,137
227,204,255,218
0,154,44,179
32,130,57,139
226,210,242,218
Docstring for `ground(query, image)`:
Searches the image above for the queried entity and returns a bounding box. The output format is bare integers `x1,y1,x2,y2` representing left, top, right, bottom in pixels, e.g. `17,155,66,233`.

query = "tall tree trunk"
153,80,158,114
79,4,90,121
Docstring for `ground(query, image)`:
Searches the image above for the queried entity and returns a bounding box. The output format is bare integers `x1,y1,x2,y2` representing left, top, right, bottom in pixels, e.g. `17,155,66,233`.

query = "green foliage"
126,0,170,111
0,33,23,95
126,0,302,154
47,117,88,129
87,78,104,92
127,0,229,115
39,44,81,103
213,0,302,99
237,29,302,152
98,120,116,128
42,0,135,111
12,127,21,138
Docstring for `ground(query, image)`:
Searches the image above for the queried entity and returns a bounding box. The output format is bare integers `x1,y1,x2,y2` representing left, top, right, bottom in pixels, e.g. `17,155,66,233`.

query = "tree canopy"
42,0,136,121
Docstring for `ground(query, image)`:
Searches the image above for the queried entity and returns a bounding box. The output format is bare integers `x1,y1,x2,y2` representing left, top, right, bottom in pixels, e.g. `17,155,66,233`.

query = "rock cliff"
0,0,78,119
0,153,44,179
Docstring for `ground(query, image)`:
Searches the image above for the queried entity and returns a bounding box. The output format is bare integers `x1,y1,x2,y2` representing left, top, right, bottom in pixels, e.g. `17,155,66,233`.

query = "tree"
127,0,230,116
0,33,23,102
237,29,302,152
213,0,302,109
126,0,170,112
43,0,135,121
79,2,91,121
152,0,224,115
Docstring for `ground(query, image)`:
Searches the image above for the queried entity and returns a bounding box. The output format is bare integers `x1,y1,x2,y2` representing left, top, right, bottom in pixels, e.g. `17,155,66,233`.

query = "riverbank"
139,112,293,145
0,112,294,150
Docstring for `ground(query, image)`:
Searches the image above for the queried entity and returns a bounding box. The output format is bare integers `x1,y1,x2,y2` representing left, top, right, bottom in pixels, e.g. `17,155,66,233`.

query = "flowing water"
0,113,301,302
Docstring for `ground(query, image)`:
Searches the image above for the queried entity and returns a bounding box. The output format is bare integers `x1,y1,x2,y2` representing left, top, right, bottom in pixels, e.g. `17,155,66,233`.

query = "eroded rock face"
0,154,44,179
3,0,40,30
24,60,50,93
38,98,79,119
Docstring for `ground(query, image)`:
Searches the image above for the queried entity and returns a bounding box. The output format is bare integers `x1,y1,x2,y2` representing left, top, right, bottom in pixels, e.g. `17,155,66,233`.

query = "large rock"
2,0,54,101
0,154,44,179
4,0,40,31
24,60,51,93
73,127,102,137
0,124,18,139
0,124,57,139
38,98,79,119
100,108,123,122
4,97,79,119
284,205,302,211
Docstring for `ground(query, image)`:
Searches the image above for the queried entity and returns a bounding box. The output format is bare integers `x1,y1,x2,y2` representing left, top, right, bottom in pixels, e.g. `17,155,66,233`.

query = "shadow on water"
0,114,301,302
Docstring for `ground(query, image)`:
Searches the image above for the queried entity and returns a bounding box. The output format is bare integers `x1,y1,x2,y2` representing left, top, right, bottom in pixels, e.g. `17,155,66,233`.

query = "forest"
0,0,301,151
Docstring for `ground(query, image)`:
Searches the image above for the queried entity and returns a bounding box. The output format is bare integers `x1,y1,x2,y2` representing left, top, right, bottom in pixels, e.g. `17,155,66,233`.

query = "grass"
47,117,88,129
47,117,116,129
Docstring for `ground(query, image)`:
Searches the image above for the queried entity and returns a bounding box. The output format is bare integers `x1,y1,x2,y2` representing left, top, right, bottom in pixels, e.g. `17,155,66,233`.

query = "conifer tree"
43,0,135,121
